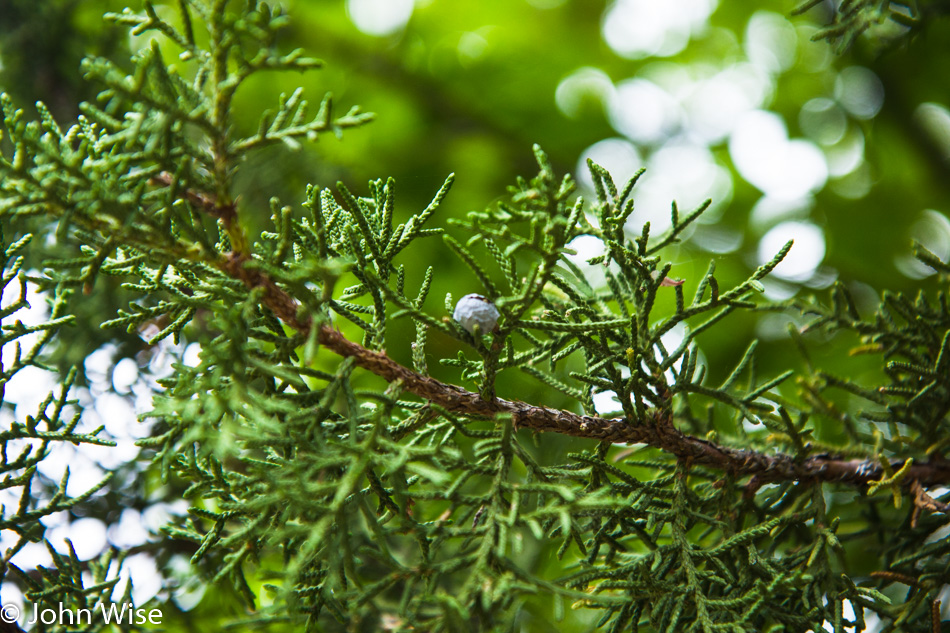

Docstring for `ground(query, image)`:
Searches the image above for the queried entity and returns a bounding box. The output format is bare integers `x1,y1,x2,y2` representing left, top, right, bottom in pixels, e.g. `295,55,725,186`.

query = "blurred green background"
3,0,950,628
4,0,950,379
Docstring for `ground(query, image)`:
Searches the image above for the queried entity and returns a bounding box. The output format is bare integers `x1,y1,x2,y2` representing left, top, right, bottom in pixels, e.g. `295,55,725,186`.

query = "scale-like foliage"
1,2,949,632
793,0,929,51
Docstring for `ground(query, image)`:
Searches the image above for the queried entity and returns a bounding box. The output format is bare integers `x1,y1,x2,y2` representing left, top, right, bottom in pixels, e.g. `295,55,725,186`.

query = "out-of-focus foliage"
794,0,944,51
1,0,950,632
7,0,950,380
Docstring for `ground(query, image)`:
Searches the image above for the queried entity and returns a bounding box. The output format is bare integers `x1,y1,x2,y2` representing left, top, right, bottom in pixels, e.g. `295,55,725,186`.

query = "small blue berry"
453,294,500,334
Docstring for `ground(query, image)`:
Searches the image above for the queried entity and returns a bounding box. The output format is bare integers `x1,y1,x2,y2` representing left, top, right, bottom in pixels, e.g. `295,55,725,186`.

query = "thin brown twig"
212,248,950,489
869,570,919,586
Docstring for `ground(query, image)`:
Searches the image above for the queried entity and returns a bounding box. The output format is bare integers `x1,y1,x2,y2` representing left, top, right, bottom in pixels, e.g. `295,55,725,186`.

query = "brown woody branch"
215,251,950,492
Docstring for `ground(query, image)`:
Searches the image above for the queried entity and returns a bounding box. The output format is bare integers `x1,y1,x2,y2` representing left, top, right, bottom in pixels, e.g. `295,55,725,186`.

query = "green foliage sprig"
793,0,928,51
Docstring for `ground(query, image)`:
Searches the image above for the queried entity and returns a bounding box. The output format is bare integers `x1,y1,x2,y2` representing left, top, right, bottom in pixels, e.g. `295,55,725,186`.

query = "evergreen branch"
233,91,373,153
218,249,950,489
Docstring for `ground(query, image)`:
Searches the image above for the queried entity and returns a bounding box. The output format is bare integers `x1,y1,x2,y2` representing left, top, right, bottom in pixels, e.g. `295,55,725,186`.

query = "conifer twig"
223,252,950,490
151,172,237,225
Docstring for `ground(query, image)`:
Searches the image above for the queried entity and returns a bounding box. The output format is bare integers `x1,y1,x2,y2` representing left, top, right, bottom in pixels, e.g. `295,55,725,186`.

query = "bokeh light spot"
829,162,872,200
555,67,614,119
50,518,107,560
835,66,884,120
608,78,682,144
634,142,733,232
914,102,950,160
567,235,606,266
593,390,621,415
744,11,797,74
750,196,813,231
730,110,827,200
758,221,825,281
112,553,163,605
824,126,865,178
458,31,489,66
691,226,743,253
109,509,151,549
112,357,139,394
602,0,717,59
347,0,414,37
799,98,848,146
576,138,642,196
683,63,770,144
